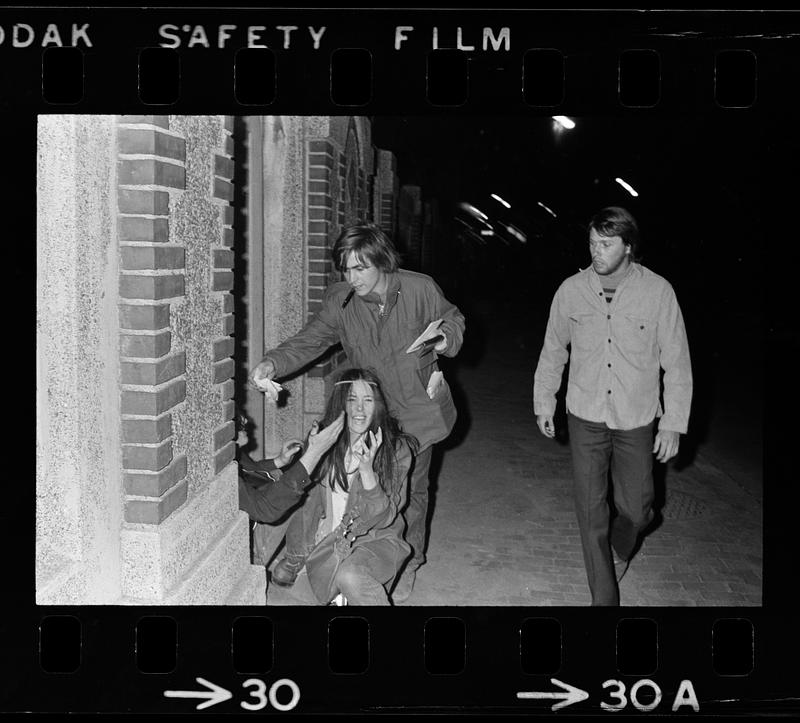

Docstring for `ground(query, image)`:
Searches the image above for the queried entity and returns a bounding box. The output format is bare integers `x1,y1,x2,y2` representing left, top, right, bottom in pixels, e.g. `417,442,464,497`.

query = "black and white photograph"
36,111,763,607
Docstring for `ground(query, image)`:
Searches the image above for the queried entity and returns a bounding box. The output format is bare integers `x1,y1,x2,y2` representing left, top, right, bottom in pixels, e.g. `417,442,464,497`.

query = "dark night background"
371,113,764,486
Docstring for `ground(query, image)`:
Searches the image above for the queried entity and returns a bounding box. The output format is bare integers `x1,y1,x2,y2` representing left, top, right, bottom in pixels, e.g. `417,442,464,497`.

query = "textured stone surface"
36,115,124,603
120,462,242,601
258,116,314,453
163,513,262,605
169,115,228,496
224,565,267,606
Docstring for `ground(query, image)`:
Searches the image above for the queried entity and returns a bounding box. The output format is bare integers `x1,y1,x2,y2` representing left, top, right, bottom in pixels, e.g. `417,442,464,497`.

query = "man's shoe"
270,557,305,588
391,568,417,603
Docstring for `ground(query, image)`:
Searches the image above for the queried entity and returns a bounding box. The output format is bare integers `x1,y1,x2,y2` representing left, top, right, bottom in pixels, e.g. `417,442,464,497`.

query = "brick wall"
118,115,188,524
306,138,345,379
117,114,237,526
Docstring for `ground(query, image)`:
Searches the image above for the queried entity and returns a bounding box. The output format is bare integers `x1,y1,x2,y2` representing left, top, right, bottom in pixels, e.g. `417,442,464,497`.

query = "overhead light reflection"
491,193,511,209
552,115,575,130
480,230,495,236
536,201,557,218
614,177,639,197
499,222,527,243
459,202,488,221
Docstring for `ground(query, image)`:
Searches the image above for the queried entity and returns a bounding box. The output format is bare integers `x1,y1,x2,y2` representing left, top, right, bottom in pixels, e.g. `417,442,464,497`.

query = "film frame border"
13,5,798,717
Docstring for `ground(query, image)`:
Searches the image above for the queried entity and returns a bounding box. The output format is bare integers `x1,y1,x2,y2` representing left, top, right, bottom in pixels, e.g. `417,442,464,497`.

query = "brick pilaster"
306,138,342,379
215,124,236,416
117,115,188,525
211,116,236,474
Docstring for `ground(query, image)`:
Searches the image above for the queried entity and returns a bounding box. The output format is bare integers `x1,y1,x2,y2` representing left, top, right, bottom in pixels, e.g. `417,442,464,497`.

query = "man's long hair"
589,206,642,262
316,368,418,495
332,223,402,274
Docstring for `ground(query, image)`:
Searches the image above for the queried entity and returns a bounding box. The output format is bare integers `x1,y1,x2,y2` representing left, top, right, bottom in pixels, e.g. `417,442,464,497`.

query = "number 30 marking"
241,678,301,711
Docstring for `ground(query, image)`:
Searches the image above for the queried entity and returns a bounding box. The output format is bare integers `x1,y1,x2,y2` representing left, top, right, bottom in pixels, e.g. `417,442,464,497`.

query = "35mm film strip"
9,5,798,717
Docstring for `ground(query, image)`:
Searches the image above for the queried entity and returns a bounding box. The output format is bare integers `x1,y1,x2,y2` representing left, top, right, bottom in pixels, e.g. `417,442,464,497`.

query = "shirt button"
608,338,611,343
607,390,612,394
607,363,611,368
607,314,611,319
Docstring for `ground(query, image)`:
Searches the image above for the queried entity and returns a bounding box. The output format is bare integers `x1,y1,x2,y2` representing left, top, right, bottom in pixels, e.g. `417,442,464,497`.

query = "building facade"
36,114,400,605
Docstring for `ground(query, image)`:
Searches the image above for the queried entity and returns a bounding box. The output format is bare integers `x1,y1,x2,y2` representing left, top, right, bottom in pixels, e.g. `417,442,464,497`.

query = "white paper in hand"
406,319,443,353
426,370,444,399
255,377,283,401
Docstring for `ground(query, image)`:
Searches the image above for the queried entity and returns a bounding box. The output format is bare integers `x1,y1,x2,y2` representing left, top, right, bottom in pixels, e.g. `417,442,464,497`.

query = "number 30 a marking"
601,679,699,713
241,678,301,711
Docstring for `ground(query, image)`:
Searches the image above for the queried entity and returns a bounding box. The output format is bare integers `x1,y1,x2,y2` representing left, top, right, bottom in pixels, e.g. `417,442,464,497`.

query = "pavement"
266,294,762,607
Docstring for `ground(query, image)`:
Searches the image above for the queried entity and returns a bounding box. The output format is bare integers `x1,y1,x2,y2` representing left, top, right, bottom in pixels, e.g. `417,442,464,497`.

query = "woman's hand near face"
352,429,383,490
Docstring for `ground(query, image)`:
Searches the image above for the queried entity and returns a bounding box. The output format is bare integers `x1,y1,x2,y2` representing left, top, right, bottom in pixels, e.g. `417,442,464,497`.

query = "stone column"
254,115,312,454
37,115,123,604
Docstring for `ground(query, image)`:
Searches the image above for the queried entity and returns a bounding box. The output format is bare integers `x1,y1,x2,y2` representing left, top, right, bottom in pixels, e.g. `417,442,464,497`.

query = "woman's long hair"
316,368,418,495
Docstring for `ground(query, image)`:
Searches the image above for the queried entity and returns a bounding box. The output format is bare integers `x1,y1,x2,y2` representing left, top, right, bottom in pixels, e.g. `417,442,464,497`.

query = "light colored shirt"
533,263,693,433
331,484,349,530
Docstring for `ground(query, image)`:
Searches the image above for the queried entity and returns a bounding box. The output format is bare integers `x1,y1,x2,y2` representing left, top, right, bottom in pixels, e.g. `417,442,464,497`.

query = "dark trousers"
568,413,655,606
403,445,434,571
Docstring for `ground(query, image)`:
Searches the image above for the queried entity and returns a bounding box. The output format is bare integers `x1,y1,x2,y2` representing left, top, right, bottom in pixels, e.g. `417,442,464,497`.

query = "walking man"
533,207,692,605
249,223,465,602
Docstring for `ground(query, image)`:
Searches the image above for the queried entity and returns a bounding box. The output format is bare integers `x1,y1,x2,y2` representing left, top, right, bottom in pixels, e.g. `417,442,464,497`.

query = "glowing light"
614,177,639,197
536,201,557,218
500,223,527,243
480,229,495,236
552,115,575,130
491,193,511,209
459,202,488,221
509,225,527,243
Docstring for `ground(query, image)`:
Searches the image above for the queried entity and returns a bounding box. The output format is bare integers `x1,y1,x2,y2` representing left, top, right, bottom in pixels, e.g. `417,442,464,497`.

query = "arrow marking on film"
517,678,589,711
164,677,233,710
